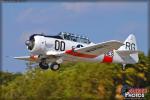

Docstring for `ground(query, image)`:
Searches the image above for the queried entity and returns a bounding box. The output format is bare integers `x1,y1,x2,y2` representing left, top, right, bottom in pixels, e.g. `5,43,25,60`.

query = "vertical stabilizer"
118,34,139,63
118,34,137,51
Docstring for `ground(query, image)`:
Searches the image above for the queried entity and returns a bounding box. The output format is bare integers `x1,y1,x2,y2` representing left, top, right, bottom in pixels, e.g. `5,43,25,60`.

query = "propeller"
25,40,34,50
25,40,31,46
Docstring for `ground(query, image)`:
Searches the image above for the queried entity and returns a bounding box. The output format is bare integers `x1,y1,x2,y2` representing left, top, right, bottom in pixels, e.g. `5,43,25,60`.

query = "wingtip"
13,57,21,59
109,40,124,45
13,56,30,60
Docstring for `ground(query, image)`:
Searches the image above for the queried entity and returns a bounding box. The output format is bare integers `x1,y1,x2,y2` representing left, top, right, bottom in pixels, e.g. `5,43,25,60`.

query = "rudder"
118,34,137,51
118,34,139,63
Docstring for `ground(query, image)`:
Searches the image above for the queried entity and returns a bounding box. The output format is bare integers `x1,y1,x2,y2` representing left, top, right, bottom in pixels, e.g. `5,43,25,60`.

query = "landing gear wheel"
122,64,126,71
39,59,49,70
39,62,49,69
50,62,60,71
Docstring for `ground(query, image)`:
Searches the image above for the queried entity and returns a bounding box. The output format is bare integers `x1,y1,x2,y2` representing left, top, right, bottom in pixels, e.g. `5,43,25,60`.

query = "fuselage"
30,35,91,55
26,34,125,64
15,33,139,71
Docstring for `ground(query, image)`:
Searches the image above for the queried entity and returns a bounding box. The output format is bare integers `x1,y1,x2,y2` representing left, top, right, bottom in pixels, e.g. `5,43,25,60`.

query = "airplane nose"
25,35,35,50
25,40,34,50
25,40,30,46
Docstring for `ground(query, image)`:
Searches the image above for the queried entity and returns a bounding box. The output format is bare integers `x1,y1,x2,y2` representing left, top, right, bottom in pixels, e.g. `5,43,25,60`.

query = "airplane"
14,32,140,71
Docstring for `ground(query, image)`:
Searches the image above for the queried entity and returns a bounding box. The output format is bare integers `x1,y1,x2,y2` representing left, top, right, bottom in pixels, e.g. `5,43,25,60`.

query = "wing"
14,55,39,62
14,53,61,62
64,40,124,58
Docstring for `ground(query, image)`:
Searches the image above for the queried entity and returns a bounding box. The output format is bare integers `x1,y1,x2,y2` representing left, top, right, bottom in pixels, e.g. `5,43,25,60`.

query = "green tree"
1,53,150,100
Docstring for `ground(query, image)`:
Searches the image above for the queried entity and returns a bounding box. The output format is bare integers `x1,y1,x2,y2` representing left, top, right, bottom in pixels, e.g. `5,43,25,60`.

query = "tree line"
0,53,150,100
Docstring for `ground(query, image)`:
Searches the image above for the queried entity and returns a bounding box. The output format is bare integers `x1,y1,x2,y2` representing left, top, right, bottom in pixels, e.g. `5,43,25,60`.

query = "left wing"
63,40,124,58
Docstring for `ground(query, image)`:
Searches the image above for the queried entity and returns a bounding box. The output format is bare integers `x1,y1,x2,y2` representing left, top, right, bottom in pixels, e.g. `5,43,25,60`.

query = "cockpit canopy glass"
58,32,91,44
28,32,91,45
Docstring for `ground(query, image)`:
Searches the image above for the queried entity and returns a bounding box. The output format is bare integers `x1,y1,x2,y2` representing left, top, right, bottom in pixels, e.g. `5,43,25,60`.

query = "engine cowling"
25,34,46,55
25,35,35,50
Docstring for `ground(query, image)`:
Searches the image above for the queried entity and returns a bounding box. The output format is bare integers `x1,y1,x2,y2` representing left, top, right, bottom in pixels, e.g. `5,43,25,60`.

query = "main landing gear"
50,62,60,71
39,58,60,71
39,58,49,70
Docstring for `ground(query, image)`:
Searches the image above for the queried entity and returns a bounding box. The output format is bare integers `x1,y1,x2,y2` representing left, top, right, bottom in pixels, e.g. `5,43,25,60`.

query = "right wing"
14,55,39,62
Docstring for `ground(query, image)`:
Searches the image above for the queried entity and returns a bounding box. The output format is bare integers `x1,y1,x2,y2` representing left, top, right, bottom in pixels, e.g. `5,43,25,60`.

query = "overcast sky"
2,2,148,72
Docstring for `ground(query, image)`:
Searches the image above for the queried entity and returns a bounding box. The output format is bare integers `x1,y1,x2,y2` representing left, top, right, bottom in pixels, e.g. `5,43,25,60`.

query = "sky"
2,2,148,73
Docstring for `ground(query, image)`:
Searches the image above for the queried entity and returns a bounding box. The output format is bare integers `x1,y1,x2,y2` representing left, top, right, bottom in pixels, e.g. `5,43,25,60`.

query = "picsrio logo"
121,84,149,99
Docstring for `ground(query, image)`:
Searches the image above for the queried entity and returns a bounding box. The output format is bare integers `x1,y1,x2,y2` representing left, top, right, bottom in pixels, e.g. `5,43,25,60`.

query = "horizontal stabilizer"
116,50,140,56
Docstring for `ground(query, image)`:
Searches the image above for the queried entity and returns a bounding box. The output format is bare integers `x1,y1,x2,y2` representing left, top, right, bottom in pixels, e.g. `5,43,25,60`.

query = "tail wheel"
122,64,126,71
50,62,60,71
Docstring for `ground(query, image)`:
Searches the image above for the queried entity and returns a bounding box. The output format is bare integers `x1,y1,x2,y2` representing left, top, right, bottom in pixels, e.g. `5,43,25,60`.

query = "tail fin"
118,34,139,63
118,34,137,51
